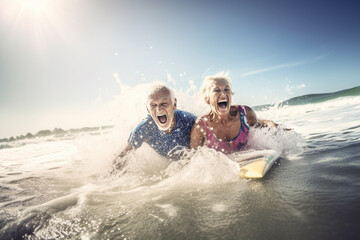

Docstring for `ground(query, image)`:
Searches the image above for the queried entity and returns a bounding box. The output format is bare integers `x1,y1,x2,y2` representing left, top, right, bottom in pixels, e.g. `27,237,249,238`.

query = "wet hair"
200,72,233,103
145,83,176,105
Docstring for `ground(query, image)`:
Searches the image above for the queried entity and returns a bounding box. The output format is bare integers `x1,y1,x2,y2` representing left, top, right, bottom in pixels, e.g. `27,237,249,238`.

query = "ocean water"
1,86,360,240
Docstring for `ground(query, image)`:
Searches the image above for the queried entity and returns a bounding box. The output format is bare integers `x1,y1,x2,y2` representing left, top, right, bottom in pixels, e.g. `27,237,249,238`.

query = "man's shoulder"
174,110,197,130
134,115,156,131
175,109,196,120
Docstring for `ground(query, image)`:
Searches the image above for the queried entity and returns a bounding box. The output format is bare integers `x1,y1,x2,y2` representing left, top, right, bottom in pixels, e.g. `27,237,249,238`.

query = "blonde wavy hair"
200,72,233,104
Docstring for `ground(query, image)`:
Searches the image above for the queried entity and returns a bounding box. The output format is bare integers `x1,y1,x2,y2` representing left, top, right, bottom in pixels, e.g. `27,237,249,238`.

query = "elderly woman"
190,73,277,154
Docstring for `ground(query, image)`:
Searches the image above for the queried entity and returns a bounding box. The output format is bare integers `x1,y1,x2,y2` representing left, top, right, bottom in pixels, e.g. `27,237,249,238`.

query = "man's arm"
113,144,133,170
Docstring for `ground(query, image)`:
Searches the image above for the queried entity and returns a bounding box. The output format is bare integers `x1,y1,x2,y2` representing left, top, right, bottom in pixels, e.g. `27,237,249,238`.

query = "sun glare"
17,0,49,14
1,0,68,51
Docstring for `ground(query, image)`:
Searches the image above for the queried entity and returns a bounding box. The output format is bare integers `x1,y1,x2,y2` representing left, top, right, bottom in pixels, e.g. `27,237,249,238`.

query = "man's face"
147,90,176,132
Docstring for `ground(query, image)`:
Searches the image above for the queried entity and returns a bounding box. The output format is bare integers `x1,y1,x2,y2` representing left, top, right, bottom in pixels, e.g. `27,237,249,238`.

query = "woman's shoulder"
191,115,208,136
242,105,258,126
231,104,251,110
233,105,254,114
242,105,255,115
230,105,256,122
195,114,208,124
193,114,214,130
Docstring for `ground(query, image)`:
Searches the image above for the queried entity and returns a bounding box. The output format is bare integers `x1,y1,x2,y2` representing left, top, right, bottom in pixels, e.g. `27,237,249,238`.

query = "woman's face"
207,79,232,118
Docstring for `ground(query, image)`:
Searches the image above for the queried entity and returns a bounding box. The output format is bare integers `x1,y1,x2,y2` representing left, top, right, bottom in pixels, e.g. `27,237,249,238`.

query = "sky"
0,0,359,138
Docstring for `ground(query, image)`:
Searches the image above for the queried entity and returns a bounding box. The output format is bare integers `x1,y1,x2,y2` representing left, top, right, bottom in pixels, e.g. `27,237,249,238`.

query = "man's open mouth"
157,114,167,124
218,100,228,109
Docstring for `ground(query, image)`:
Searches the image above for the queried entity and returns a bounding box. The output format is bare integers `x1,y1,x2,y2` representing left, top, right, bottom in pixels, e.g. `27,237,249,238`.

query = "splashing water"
1,83,359,239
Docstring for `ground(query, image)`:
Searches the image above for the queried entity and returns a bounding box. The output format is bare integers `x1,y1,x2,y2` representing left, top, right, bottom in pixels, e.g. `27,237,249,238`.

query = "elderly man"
113,84,197,169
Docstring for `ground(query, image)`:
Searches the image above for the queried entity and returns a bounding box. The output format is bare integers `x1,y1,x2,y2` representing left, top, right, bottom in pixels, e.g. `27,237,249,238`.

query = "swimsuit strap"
238,105,249,133
200,118,213,136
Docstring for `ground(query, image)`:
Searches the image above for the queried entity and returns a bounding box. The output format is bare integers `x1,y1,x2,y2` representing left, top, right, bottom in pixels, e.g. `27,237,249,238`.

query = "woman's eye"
225,88,230,92
214,89,220,92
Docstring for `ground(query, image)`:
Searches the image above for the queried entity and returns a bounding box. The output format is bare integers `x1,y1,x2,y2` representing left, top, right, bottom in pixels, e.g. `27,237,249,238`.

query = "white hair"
200,72,233,103
144,83,176,105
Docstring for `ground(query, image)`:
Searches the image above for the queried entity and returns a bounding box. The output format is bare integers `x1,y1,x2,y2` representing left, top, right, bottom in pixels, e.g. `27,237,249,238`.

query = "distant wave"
0,144,12,150
253,85,360,110
279,85,360,106
0,125,114,144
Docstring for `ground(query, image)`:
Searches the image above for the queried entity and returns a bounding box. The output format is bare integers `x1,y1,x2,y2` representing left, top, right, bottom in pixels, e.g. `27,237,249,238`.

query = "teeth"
218,100,228,109
157,115,167,124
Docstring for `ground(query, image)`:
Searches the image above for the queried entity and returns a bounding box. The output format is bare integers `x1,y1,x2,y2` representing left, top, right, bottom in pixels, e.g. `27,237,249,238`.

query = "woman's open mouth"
157,114,167,124
218,100,228,109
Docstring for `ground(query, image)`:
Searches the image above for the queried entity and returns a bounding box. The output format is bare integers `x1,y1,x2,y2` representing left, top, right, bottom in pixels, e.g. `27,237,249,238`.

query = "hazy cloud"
186,80,197,93
242,55,326,77
286,83,306,94
167,73,176,85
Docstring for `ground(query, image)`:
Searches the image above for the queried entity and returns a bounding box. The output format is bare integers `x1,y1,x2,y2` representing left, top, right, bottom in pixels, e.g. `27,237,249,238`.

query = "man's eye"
161,103,168,107
214,89,220,92
151,104,157,108
225,88,230,92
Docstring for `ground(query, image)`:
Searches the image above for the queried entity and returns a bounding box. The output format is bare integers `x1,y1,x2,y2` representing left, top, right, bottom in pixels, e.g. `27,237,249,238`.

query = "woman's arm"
190,118,207,149
244,106,278,128
259,119,278,128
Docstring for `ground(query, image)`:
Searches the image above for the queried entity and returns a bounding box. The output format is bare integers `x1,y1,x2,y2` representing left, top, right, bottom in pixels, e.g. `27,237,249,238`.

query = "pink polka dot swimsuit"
201,105,249,154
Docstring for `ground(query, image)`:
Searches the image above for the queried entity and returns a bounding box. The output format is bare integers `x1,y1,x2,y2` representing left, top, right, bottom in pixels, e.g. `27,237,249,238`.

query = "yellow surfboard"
232,150,281,178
